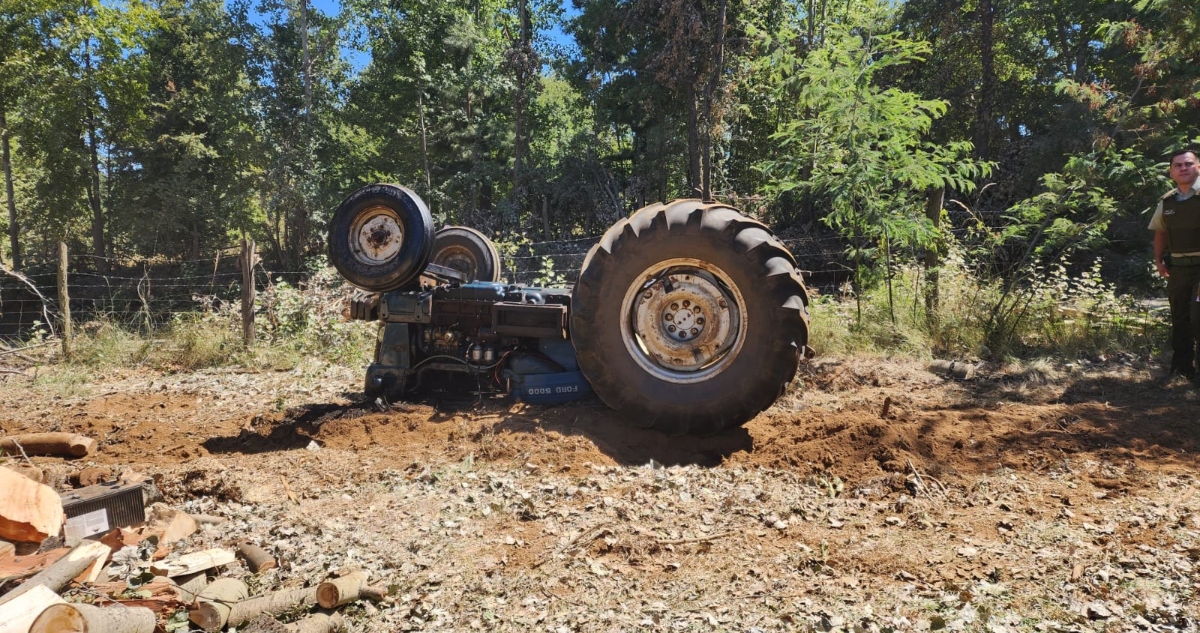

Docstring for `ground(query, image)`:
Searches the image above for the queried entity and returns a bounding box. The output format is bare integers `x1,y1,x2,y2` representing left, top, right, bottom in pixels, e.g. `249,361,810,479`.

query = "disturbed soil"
2,354,1200,631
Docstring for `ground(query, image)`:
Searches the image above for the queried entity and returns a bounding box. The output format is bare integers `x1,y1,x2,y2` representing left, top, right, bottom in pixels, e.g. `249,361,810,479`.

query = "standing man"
1150,148,1200,379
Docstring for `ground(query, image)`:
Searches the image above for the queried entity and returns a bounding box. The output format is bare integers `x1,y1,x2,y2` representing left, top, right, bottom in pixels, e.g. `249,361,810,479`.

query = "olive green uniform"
1149,184,1200,376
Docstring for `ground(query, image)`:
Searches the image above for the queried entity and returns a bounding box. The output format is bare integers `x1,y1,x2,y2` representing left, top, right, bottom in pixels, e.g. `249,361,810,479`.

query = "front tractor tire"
431,226,502,282
328,184,435,292
570,199,809,435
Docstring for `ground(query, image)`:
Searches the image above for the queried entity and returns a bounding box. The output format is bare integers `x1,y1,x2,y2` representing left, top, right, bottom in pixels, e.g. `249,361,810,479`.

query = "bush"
65,265,376,372
808,247,1163,361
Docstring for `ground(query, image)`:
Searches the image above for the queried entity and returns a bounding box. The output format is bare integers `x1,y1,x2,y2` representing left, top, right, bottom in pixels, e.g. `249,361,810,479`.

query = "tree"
13,0,159,266
117,0,261,259
757,23,988,321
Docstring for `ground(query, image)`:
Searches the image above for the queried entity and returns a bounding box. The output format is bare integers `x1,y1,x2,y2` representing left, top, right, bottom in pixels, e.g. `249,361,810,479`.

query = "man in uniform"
1150,148,1200,379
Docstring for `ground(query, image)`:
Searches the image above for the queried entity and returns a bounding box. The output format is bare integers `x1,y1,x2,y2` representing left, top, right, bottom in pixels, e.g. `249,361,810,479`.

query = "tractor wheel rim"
434,245,479,280
350,205,405,266
620,258,746,384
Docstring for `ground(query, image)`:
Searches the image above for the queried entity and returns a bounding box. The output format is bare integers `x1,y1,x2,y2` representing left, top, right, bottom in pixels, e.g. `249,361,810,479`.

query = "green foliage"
1,0,1196,367
810,247,1162,360
63,266,375,371
756,20,989,321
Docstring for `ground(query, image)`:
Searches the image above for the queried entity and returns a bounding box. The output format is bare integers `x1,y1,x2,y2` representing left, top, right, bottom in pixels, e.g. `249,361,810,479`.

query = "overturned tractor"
329,183,809,435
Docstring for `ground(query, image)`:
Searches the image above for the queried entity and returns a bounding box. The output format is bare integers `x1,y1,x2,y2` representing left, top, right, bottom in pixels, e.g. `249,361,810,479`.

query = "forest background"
1,0,1199,360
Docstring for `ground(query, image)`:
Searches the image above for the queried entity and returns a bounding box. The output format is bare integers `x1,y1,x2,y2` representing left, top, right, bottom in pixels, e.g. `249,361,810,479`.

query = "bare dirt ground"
2,354,1200,632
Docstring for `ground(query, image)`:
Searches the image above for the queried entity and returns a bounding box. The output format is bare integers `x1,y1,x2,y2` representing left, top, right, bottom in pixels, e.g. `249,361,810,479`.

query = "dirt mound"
4,355,1197,492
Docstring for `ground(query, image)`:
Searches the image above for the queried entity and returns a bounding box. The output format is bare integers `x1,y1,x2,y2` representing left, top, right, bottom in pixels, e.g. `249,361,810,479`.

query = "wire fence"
0,231,861,341
5,222,1140,341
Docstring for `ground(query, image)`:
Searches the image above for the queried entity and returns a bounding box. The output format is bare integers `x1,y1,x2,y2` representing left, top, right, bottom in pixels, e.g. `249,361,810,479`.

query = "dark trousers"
1167,262,1200,375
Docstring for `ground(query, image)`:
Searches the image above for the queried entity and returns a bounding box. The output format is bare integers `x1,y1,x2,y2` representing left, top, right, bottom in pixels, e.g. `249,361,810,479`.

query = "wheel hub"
434,246,478,280
624,261,744,381
350,206,404,265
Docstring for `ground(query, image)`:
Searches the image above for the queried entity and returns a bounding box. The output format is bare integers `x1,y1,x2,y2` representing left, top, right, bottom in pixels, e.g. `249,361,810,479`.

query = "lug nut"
683,300,690,308
668,325,676,332
665,313,673,321
644,290,653,299
718,299,727,308
678,331,688,339
696,317,705,325
671,302,679,310
691,328,699,335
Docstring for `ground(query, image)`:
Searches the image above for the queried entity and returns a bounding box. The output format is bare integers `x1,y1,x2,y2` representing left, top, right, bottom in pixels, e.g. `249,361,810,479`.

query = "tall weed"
808,248,1162,360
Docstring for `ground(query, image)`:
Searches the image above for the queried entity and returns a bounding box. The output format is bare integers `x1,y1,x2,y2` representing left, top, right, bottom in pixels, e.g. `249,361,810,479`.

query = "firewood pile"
0,433,380,633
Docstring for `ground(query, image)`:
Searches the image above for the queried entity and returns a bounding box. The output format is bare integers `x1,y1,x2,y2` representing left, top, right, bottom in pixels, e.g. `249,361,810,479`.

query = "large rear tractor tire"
328,184,435,292
570,199,809,435
431,226,502,282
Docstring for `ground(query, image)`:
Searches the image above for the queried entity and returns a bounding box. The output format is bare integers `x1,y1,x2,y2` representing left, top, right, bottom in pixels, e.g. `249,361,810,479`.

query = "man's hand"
1157,260,1170,278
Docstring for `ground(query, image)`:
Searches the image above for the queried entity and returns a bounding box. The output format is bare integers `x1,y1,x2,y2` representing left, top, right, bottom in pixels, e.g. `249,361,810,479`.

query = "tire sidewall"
329,184,434,292
572,220,799,427
432,227,501,282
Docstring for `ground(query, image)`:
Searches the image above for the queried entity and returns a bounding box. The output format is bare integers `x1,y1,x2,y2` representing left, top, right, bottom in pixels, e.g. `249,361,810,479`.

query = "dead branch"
0,266,57,337
533,522,611,568
656,531,734,545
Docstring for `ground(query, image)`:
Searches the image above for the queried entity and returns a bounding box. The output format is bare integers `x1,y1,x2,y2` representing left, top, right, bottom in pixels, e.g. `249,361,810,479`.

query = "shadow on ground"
202,362,1200,481
203,391,753,468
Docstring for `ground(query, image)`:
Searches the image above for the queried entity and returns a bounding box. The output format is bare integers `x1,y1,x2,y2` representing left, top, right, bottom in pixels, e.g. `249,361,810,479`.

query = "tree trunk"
1,104,18,269
83,41,107,273
973,0,995,161
700,0,728,202
686,84,701,197
418,90,431,197
923,186,944,319
512,0,530,206
300,0,311,128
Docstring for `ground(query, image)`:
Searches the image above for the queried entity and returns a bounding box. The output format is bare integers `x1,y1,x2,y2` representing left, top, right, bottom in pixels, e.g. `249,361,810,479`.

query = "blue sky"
239,0,578,74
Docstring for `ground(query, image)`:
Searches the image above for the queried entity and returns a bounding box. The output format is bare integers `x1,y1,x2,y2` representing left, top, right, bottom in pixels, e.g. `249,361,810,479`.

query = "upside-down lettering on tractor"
329,183,810,435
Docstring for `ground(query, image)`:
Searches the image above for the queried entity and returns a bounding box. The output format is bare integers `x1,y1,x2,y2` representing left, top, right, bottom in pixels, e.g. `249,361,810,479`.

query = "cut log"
150,548,235,577
173,571,209,603
30,602,155,633
188,578,248,632
238,542,276,573
0,585,65,633
0,540,109,607
0,433,95,458
188,514,226,526
360,585,387,602
73,467,112,487
290,612,345,633
316,572,367,609
927,359,976,380
0,466,65,543
225,586,319,628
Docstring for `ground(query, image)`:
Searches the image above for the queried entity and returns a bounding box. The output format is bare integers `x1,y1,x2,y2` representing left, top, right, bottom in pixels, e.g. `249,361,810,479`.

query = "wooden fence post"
57,241,72,360
924,186,945,321
240,239,256,345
